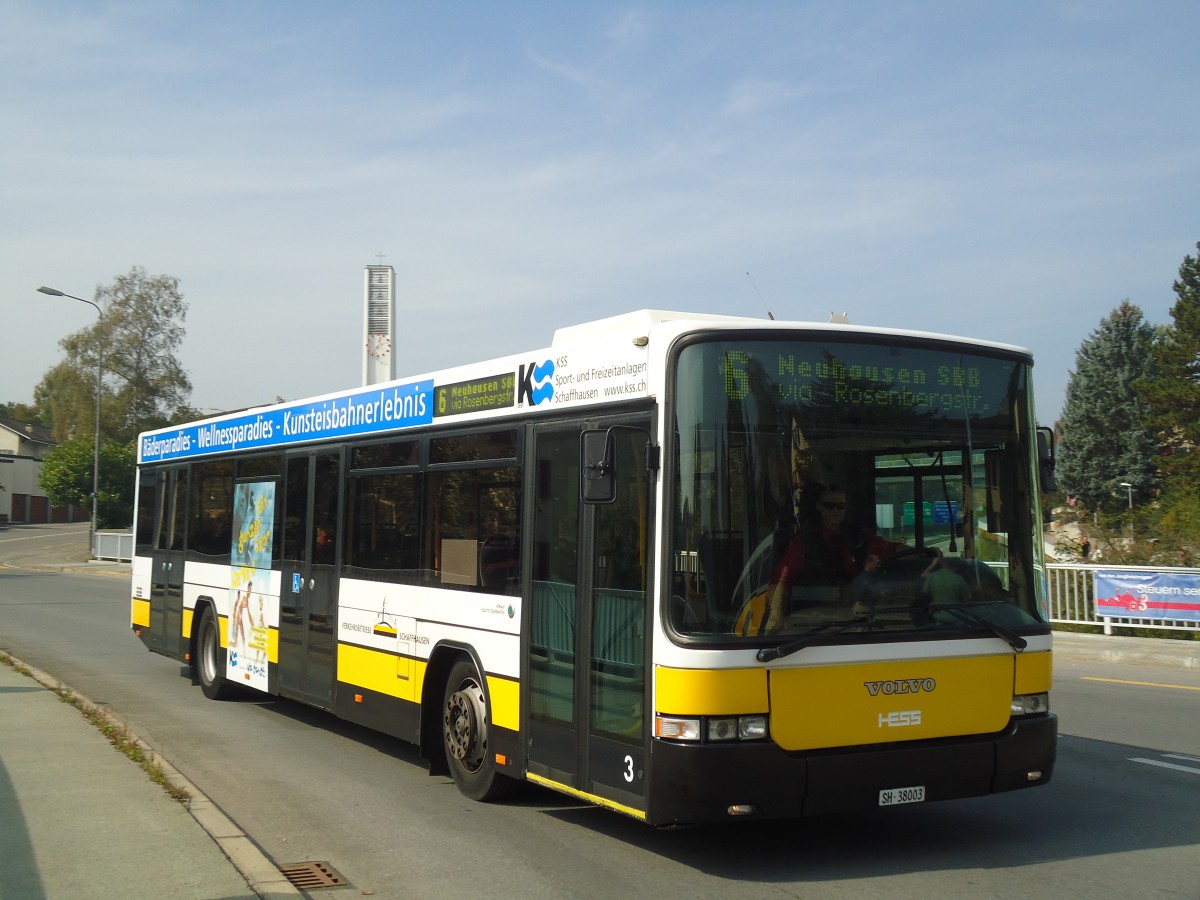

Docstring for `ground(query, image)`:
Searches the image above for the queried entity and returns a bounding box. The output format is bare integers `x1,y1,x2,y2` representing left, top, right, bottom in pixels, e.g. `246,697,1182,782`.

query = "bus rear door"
148,466,186,658
278,450,343,708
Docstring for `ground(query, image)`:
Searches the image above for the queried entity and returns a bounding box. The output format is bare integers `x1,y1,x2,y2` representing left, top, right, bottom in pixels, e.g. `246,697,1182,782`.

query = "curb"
5,654,300,899
1,561,131,577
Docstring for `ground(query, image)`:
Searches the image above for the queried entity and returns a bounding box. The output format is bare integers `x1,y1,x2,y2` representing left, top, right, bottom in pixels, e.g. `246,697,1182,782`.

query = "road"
1,537,1198,899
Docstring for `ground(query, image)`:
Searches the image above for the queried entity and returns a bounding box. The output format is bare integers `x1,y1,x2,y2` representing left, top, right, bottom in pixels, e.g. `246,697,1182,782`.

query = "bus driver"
762,485,904,633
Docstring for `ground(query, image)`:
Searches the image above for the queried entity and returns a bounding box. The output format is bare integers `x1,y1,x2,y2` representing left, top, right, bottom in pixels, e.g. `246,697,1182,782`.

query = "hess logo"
878,709,922,728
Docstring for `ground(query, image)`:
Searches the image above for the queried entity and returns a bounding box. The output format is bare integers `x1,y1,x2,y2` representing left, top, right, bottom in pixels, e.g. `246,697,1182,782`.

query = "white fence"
1046,562,1200,635
93,529,133,562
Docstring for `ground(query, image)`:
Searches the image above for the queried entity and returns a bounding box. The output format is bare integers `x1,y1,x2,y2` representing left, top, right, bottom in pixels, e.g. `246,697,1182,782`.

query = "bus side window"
427,466,521,594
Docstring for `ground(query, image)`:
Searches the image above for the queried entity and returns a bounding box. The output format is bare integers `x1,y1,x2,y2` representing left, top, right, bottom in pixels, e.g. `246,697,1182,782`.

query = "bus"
131,309,1057,825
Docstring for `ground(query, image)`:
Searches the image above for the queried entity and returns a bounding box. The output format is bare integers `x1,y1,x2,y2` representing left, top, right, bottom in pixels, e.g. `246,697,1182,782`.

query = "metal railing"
93,529,133,562
1046,562,1200,635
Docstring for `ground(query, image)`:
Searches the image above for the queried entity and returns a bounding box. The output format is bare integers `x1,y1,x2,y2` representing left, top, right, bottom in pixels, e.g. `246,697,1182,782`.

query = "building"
0,417,84,525
363,263,396,386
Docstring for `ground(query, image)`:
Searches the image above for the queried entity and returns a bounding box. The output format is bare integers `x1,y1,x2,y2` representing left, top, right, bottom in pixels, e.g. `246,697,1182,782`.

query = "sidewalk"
0,656,299,900
1052,629,1199,669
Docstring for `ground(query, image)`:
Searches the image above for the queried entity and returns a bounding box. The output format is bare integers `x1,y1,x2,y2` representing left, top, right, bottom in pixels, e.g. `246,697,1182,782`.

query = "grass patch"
0,651,32,677
0,650,190,803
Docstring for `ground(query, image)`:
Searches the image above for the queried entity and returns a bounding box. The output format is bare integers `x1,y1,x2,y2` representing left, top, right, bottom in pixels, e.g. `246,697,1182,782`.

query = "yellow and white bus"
131,309,1056,825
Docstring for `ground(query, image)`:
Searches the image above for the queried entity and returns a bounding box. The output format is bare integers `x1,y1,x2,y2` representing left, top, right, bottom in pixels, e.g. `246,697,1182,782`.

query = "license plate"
879,785,925,806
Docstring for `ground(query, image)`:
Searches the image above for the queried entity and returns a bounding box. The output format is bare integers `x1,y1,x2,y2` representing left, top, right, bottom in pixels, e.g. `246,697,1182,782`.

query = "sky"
3,1,1198,426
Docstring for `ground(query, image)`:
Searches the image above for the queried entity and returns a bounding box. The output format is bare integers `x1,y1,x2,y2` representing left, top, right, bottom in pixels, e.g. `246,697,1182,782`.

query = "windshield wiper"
756,602,1029,663
927,603,1028,651
756,619,866,663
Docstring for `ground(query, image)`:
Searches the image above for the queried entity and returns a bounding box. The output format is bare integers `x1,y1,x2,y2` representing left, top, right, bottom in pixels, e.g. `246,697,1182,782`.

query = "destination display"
434,372,515,417
710,342,1024,419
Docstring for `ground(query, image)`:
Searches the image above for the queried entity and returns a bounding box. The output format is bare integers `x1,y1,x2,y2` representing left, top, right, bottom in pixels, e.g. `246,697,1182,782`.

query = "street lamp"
1118,481,1134,542
37,285,103,555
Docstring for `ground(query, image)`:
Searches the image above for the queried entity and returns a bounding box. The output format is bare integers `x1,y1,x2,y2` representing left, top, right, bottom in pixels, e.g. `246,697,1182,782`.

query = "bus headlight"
1011,693,1050,716
737,715,768,739
656,716,701,741
657,715,768,742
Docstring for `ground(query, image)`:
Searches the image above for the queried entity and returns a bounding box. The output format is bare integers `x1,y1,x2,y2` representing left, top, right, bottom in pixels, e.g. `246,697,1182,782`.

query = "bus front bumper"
647,713,1057,826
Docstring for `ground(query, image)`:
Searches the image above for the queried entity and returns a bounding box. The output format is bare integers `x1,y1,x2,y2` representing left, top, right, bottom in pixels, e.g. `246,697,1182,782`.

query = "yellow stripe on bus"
1013,650,1052,694
526,772,647,821
131,598,150,628
486,674,520,732
655,666,769,715
337,642,421,702
335,643,520,731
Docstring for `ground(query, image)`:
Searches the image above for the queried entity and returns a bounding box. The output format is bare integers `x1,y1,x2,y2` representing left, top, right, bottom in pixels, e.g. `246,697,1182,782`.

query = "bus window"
188,460,233,563
427,466,521,594
344,471,421,582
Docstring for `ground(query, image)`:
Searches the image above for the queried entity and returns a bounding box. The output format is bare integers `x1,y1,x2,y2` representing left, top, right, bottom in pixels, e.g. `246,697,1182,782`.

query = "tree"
34,266,195,446
1056,301,1162,510
34,361,103,444
1137,242,1200,480
0,401,42,422
39,438,135,529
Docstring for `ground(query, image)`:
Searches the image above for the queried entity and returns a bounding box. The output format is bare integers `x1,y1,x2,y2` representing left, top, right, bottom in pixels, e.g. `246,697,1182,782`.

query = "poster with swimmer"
228,481,277,692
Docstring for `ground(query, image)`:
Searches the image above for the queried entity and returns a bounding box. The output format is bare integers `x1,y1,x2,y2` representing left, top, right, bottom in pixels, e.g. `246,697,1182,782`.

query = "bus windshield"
669,336,1048,644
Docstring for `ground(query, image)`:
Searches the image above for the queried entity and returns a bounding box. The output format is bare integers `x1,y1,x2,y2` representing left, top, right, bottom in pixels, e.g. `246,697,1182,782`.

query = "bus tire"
197,604,232,701
442,657,516,801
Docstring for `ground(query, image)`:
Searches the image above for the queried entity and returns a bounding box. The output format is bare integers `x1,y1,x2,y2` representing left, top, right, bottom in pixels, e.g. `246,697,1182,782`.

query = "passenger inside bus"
920,549,973,605
761,484,905,633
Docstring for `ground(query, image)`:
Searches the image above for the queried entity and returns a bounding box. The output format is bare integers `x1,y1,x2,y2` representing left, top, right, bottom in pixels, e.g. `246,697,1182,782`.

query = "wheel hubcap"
201,620,217,682
444,680,487,771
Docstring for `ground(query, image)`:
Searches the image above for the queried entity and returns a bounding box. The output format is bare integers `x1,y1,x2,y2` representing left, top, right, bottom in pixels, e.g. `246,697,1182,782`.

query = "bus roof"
552,308,1033,359
137,309,1033,465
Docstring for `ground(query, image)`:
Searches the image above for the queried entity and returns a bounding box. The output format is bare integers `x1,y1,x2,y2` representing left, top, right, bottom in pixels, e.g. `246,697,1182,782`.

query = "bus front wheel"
197,605,232,700
441,658,515,801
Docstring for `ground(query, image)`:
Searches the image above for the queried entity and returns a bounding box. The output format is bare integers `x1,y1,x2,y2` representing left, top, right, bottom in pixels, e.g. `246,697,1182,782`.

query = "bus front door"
278,450,342,708
526,419,651,816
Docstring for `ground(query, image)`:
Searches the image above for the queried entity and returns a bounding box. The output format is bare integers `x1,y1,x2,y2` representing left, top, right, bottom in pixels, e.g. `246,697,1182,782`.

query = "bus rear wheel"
197,605,232,700
442,658,516,801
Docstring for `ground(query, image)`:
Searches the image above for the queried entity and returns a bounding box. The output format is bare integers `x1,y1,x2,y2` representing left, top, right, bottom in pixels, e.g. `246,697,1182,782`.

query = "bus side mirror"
580,430,615,503
1037,426,1056,493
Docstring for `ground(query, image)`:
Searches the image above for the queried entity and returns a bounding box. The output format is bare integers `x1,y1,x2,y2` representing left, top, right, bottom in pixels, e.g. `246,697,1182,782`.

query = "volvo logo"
864,678,936,696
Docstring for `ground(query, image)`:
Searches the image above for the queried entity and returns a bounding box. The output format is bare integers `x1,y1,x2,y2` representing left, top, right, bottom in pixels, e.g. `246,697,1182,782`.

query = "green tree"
39,438,135,529
1137,242,1200,480
0,401,42,422
34,266,195,445
1056,300,1161,510
34,361,103,444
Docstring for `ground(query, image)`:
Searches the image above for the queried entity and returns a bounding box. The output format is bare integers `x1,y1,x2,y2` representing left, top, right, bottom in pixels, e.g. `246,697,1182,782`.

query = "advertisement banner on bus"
139,379,436,463
1093,570,1200,623
228,482,277,692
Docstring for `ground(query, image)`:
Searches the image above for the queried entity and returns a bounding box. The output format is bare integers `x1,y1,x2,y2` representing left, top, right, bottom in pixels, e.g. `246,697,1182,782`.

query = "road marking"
1129,755,1200,776
1082,676,1200,692
0,530,88,544
1164,753,1200,763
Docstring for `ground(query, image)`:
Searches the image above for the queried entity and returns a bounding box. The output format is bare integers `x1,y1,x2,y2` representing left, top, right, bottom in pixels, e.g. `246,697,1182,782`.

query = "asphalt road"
1,531,1198,899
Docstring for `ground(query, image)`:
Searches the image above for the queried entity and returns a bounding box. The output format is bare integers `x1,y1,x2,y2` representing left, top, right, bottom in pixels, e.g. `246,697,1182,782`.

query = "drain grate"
279,860,348,890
